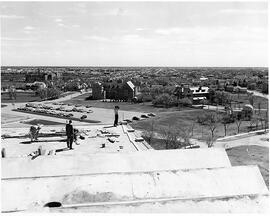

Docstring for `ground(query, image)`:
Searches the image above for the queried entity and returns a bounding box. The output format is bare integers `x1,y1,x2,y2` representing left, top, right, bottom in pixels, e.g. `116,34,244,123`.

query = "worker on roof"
114,106,119,127
66,120,74,150
29,125,41,142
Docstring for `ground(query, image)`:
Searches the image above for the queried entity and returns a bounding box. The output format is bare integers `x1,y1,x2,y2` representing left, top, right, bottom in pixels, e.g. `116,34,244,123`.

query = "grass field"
1,92,41,103
131,109,265,141
226,145,269,187
62,93,192,113
229,93,268,110
23,119,65,126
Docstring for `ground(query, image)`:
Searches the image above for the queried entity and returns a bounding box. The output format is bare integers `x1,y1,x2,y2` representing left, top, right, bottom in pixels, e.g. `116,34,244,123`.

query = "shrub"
152,93,178,108
178,97,193,107
36,88,62,100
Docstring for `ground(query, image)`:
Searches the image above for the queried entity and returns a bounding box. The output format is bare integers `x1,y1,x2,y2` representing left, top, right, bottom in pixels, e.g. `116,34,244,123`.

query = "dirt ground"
226,145,269,187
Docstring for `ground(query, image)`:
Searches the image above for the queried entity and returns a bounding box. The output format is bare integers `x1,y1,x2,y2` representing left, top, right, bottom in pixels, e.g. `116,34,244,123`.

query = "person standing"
114,106,119,127
66,120,74,149
29,125,41,142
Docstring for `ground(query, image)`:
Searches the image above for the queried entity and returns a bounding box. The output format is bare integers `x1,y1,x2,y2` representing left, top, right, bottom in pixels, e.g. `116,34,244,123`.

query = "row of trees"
142,120,195,149
142,109,268,150
36,88,62,100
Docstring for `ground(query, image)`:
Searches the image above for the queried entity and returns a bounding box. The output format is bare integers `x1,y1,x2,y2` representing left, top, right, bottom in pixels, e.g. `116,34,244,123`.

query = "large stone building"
92,80,136,101
25,71,61,83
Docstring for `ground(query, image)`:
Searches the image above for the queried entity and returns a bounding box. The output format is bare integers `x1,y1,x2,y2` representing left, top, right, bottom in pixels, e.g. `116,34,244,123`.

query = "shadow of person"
103,125,114,129
55,147,70,153
20,139,67,144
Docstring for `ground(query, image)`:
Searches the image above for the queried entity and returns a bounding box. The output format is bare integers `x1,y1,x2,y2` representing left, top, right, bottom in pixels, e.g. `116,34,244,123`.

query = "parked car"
80,115,87,120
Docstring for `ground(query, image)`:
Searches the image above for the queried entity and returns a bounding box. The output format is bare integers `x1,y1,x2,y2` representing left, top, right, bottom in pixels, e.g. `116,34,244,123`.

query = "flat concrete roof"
2,148,231,179
2,166,268,212
1,125,150,158
50,195,269,213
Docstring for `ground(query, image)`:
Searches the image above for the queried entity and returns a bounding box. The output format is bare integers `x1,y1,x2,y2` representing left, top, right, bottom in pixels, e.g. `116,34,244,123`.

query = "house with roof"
92,80,136,101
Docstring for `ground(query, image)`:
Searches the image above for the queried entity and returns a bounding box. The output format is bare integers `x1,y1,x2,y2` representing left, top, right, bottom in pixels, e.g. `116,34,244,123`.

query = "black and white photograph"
0,0,269,213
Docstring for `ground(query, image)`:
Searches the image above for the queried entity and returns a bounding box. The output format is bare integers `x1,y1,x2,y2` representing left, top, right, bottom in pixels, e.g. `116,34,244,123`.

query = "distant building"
25,71,61,83
92,82,104,100
92,80,136,101
174,84,193,99
236,86,248,94
26,82,46,90
225,85,235,93
190,86,209,101
174,84,209,102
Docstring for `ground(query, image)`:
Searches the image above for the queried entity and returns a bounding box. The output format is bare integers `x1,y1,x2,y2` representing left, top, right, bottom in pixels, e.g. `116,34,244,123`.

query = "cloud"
57,23,65,27
219,8,267,15
71,24,80,28
136,28,144,31
24,26,35,30
83,35,111,42
54,18,63,23
91,8,134,17
1,37,35,41
0,14,25,19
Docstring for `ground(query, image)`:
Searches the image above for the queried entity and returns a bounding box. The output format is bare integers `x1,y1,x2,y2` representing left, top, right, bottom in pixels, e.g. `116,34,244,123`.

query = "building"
190,86,209,101
236,86,248,94
103,80,136,101
174,84,209,101
174,84,193,99
92,80,136,101
25,71,61,83
92,82,104,100
25,82,46,90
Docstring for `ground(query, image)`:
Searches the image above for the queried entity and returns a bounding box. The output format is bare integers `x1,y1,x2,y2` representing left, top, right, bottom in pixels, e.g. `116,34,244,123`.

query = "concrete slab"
1,166,268,212
2,148,231,178
50,195,269,213
1,125,147,157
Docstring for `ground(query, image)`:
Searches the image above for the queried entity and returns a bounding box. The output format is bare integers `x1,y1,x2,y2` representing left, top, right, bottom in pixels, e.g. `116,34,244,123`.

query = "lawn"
1,92,41,103
229,93,268,110
226,145,269,187
23,119,65,126
62,93,192,113
131,109,266,142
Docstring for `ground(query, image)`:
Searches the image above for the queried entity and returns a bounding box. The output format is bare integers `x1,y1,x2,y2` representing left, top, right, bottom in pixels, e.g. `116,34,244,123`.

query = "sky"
0,1,268,67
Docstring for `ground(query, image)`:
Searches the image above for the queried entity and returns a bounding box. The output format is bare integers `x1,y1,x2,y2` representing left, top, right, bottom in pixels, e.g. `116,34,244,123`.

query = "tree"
206,134,217,148
37,88,61,100
178,97,193,107
221,114,232,136
257,102,261,115
264,109,269,131
248,94,254,107
159,126,180,149
142,120,155,145
261,82,268,94
251,114,260,130
152,93,178,108
150,86,164,99
204,112,220,141
233,112,244,134
179,126,193,147
208,88,216,104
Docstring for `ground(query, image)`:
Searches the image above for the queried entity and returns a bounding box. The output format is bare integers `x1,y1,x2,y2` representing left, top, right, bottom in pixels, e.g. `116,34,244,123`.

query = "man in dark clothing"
114,106,119,127
66,120,74,149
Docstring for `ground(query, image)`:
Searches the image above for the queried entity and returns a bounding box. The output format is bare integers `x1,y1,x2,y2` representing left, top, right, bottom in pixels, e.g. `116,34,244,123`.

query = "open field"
1,91,41,103
229,93,268,110
61,93,191,113
23,119,65,126
131,109,267,141
226,145,269,187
